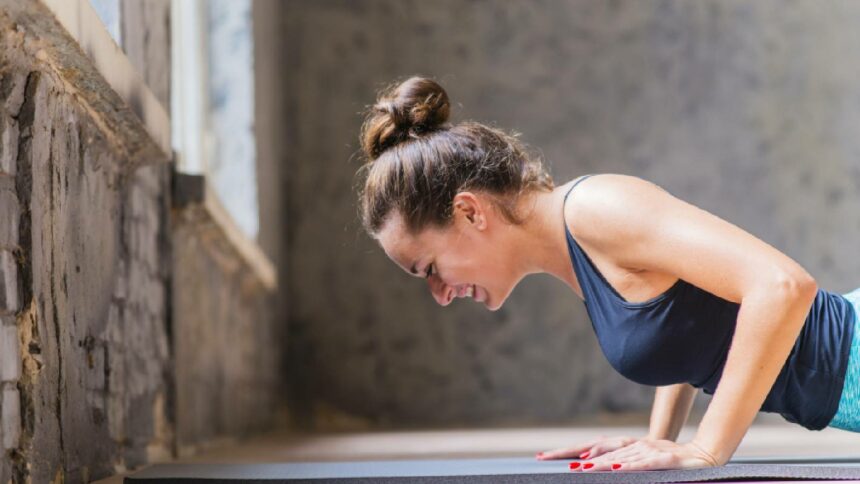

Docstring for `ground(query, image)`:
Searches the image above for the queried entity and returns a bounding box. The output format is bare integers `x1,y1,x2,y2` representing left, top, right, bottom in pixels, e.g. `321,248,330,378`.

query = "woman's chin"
475,286,495,310
482,290,504,311
483,284,516,311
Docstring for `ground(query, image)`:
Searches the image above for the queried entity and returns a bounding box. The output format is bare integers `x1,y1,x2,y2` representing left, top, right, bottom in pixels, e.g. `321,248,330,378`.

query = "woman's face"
375,192,521,311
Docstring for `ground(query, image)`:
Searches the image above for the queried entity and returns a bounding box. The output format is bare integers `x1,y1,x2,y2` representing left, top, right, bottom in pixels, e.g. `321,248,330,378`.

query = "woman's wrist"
645,429,679,442
687,439,723,466
643,433,670,442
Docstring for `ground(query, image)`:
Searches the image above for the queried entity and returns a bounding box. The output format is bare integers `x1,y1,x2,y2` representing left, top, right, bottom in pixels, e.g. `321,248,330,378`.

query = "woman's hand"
536,435,648,461
573,439,721,472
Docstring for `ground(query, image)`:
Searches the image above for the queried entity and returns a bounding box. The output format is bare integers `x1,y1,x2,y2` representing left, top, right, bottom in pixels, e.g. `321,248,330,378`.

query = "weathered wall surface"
123,0,281,452
0,0,283,481
281,0,860,430
171,207,280,451
168,0,284,453
119,0,170,109
0,46,171,484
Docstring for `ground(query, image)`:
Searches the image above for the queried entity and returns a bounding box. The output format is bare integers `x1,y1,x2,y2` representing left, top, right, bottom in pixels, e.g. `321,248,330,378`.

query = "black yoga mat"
125,455,860,483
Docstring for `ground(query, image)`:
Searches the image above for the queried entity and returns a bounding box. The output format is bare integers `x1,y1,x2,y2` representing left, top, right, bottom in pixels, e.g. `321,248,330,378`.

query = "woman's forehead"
378,216,420,258
377,216,446,270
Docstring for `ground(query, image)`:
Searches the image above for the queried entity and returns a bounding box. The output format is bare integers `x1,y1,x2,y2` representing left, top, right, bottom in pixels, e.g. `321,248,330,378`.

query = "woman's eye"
426,264,434,278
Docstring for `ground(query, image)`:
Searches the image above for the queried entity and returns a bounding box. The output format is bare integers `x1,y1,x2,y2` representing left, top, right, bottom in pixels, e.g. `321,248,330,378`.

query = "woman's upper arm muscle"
565,174,816,304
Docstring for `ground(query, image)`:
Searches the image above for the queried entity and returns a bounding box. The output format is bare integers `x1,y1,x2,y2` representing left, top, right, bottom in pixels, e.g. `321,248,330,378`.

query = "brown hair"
356,75,554,237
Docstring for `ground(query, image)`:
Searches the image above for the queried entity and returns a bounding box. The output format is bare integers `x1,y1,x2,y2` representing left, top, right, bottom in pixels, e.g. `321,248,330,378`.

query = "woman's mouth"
460,285,486,303
454,284,489,305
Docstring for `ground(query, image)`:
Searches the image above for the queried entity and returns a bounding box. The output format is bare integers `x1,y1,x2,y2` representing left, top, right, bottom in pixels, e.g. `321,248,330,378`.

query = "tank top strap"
563,174,596,205
562,173,613,303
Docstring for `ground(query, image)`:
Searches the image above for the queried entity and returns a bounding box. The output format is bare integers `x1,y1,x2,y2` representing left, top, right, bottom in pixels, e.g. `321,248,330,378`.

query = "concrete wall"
0,0,283,481
281,0,860,430
171,206,281,451
0,42,172,484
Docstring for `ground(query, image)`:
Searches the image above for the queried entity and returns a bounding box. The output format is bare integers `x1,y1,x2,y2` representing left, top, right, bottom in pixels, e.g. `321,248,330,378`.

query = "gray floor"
125,459,860,483
95,415,860,484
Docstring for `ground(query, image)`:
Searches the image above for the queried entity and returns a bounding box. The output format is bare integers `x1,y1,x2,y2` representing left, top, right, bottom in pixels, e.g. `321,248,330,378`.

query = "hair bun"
360,76,451,161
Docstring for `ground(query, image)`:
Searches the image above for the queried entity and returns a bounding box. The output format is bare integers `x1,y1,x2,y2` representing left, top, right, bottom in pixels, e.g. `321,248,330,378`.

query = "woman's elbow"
774,272,817,299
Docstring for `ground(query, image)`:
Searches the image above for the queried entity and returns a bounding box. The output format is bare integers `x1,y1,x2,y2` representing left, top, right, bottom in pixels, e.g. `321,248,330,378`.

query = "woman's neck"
508,184,579,290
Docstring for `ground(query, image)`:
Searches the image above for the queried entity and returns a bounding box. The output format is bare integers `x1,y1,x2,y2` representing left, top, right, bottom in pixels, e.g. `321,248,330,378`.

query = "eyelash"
426,264,435,278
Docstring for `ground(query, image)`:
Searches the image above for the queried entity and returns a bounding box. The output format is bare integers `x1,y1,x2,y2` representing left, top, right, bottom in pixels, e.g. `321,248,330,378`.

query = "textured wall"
0,0,283,481
281,0,860,430
166,0,284,454
171,206,281,451
125,0,284,459
120,0,170,109
0,42,171,484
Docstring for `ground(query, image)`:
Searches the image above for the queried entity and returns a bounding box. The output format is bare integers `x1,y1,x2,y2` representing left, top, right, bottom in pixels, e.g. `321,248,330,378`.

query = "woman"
354,76,860,472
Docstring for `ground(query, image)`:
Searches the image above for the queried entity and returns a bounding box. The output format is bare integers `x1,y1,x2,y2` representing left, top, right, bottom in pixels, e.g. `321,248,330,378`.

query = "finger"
543,436,637,461
537,443,594,460
579,457,621,472
587,443,627,460
613,445,685,471
609,453,676,472
573,441,650,471
538,447,589,460
593,436,639,457
592,439,647,461
582,434,613,454
584,443,610,459
587,445,641,467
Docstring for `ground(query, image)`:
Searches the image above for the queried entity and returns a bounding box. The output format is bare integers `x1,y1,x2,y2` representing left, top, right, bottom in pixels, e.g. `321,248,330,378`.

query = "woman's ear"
452,192,487,230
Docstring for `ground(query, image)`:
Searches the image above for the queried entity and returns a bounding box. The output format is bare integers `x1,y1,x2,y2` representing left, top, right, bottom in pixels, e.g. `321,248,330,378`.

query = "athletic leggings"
827,286,860,431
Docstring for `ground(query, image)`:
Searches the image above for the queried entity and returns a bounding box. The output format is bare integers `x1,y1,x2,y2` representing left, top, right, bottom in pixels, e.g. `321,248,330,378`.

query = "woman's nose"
428,275,453,306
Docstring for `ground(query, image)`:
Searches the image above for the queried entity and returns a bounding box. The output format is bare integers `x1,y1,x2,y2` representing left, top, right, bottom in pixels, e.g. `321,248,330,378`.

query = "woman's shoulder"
565,172,655,191
562,173,668,240
562,172,656,210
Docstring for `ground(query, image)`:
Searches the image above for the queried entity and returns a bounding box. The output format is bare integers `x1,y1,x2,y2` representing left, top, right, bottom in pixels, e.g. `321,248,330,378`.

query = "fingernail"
612,463,622,471
569,462,581,470
535,452,543,459
579,451,590,459
583,463,594,470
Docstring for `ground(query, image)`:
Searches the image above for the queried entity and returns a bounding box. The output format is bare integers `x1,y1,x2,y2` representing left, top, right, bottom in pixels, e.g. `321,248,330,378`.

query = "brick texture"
1,386,19,450
0,325,18,383
0,1,282,482
0,251,18,315
0,187,18,249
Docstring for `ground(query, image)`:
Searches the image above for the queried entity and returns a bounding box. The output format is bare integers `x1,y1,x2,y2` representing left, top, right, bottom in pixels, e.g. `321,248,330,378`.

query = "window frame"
57,0,276,289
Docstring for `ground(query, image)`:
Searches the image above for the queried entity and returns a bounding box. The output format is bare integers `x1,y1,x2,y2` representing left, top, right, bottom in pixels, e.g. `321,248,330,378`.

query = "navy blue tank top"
563,174,856,430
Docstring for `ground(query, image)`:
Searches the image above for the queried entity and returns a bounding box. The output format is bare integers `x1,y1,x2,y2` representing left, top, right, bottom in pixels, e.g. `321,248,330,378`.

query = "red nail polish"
569,462,581,470
583,463,594,470
580,451,590,459
612,463,622,470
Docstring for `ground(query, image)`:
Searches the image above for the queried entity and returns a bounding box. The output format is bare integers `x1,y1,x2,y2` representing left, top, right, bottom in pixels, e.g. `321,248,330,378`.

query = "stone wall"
0,53,172,484
171,206,280,451
0,0,283,481
281,0,860,430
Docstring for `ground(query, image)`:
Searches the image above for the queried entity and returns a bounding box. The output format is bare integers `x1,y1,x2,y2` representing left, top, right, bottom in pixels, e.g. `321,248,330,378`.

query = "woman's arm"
691,283,816,464
539,384,697,461
566,174,818,470
647,383,698,442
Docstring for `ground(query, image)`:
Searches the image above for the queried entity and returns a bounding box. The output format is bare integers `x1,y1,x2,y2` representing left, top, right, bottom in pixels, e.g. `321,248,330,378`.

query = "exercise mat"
124,455,860,483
